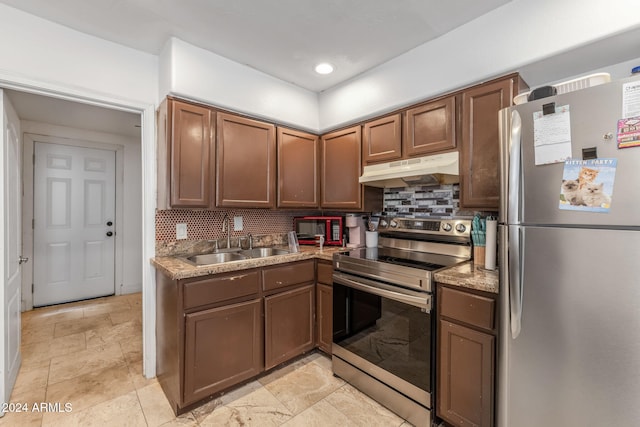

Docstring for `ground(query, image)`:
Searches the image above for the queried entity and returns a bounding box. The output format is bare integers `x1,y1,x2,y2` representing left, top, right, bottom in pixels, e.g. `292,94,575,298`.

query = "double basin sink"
182,247,291,266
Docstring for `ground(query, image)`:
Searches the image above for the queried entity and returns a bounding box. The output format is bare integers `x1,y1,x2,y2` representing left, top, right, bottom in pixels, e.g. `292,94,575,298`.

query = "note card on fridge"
533,105,572,165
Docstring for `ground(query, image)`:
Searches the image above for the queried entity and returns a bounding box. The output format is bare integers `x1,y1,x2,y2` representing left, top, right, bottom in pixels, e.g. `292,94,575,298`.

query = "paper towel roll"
485,219,497,270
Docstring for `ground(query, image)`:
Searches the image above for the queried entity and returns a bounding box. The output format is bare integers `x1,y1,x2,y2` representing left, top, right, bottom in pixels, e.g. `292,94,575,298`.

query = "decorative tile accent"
382,184,472,218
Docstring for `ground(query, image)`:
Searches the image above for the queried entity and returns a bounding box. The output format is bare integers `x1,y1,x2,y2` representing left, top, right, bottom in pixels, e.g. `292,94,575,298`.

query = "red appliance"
294,216,343,246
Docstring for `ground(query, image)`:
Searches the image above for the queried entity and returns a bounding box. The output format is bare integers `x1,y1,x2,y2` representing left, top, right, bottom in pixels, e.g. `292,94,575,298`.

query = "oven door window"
333,283,431,395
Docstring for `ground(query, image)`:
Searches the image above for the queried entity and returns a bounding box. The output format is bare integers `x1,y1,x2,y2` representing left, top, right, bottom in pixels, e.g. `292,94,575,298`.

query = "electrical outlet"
234,216,243,231
176,223,187,240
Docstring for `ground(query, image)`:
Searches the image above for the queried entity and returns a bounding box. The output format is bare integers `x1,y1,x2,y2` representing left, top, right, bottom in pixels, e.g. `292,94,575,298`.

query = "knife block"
473,246,486,268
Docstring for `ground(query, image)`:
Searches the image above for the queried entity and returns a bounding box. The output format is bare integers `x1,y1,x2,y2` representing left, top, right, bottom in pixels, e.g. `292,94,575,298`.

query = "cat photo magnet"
559,158,617,213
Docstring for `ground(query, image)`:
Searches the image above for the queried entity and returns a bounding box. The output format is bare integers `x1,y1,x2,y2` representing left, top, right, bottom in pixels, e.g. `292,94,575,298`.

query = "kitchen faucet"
222,214,231,249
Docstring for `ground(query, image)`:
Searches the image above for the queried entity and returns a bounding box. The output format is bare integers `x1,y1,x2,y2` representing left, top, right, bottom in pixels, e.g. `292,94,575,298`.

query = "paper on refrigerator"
533,105,572,165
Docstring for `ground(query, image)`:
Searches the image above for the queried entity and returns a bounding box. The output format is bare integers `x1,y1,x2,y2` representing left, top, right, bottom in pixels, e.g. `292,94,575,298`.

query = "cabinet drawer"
317,261,333,285
183,270,260,310
262,260,315,292
439,286,495,331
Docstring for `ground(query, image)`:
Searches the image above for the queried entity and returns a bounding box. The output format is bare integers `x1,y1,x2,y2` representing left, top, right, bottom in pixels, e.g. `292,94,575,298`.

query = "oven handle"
333,272,432,311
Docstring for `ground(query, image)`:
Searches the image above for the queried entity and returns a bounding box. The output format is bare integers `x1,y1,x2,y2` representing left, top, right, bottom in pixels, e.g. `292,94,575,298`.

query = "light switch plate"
176,223,187,240
234,216,243,231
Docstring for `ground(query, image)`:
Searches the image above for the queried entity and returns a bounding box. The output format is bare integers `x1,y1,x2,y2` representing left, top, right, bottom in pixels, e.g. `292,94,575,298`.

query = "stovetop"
333,218,472,292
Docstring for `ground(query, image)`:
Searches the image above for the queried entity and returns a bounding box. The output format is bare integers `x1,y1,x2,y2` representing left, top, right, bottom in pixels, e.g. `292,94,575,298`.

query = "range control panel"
378,217,471,239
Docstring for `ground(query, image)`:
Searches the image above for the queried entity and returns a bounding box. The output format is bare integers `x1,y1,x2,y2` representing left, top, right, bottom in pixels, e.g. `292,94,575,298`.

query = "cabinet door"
184,299,263,405
264,284,315,370
277,127,319,208
363,113,402,164
316,282,332,354
404,96,456,157
320,126,362,210
216,112,276,208
460,78,513,209
438,319,494,427
163,99,214,208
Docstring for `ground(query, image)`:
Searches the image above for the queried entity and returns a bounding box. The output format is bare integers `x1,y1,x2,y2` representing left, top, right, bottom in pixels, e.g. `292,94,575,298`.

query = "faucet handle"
247,233,253,250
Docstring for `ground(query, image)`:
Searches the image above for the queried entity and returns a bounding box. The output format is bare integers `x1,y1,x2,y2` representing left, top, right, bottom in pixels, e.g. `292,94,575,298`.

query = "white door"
33,142,116,306
1,90,23,406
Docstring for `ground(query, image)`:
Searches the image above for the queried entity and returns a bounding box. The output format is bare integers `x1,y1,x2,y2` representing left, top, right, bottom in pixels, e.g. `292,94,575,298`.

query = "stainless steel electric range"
332,217,472,427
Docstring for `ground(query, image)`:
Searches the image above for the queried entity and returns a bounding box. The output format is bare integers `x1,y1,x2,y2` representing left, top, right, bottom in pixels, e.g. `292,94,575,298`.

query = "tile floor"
1,293,413,426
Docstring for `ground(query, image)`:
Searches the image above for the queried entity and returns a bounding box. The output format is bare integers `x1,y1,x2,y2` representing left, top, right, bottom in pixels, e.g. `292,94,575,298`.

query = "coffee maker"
345,214,366,248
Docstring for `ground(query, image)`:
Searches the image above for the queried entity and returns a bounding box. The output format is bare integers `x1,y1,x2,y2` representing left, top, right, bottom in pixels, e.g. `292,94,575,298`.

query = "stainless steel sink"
180,247,290,266
240,248,290,258
183,252,247,266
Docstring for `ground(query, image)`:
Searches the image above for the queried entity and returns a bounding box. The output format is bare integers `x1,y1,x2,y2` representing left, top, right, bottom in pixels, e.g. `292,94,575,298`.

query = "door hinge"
32,153,35,165
32,283,34,294
32,218,35,229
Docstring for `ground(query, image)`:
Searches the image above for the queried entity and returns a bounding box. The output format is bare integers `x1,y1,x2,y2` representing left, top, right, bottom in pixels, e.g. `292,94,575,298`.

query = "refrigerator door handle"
508,110,522,224
509,225,524,338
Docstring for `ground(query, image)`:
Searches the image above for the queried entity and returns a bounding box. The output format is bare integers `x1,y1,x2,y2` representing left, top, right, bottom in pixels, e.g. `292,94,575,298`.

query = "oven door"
332,271,433,407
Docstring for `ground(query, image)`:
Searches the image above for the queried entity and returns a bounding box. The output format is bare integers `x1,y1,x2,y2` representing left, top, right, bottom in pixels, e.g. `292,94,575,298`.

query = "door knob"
106,221,113,226
18,256,29,265
106,231,114,237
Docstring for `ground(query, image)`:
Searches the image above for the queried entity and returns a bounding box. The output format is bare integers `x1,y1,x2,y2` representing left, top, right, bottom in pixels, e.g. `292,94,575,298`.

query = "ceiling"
0,0,511,93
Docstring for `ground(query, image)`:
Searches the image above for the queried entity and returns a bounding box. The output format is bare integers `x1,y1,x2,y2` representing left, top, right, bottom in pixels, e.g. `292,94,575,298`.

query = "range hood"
359,151,459,188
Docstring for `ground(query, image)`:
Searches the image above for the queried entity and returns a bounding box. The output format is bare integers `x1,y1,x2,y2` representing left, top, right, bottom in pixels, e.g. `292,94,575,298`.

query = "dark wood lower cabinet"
184,299,262,405
437,283,497,427
156,258,328,414
316,260,333,354
438,319,494,427
264,284,315,370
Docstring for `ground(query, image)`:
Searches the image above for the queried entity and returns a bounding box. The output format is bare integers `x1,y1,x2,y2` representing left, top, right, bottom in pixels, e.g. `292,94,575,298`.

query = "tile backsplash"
382,184,474,218
155,209,320,255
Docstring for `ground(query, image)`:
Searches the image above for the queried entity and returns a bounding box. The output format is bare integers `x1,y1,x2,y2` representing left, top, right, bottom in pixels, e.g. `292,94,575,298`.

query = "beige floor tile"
263,359,345,415
85,319,142,348
22,304,85,329
0,405,44,427
282,399,351,426
53,313,113,338
127,359,157,390
82,298,134,318
325,383,406,427
41,390,146,427
258,352,322,387
21,332,86,366
45,363,135,414
137,381,177,427
48,342,126,385
21,321,56,346
159,412,199,427
198,383,293,427
120,336,143,366
109,307,142,325
11,362,49,398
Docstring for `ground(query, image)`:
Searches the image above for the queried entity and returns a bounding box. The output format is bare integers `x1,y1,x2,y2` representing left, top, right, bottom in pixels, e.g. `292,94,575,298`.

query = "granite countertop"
152,245,345,281
153,245,498,293
433,261,499,294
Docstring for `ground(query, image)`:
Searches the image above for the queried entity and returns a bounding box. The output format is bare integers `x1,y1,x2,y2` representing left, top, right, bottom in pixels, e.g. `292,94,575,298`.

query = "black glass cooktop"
339,247,461,271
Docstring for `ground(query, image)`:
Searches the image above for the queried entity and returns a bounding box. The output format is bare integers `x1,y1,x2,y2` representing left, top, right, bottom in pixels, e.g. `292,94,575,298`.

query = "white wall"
0,3,158,105
317,0,640,131
21,121,143,294
159,38,320,132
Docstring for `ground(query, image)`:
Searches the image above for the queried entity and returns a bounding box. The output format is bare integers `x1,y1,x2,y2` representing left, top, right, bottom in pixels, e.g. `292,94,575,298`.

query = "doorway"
32,142,117,307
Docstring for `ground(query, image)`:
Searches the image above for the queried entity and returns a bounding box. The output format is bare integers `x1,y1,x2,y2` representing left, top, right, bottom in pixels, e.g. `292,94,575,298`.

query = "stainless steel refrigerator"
498,75,640,426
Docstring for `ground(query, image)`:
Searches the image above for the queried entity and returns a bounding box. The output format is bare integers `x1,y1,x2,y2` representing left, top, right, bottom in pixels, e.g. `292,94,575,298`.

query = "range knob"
441,222,452,232
455,223,467,233
379,219,388,228
390,220,398,228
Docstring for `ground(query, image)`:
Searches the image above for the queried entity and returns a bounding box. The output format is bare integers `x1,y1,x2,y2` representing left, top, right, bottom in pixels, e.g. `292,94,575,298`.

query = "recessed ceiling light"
314,63,334,75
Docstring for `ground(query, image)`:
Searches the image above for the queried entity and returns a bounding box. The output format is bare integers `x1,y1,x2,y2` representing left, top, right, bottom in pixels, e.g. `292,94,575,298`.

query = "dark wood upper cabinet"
404,96,456,157
277,127,320,208
362,113,402,164
460,75,526,209
157,98,214,209
320,125,363,210
216,112,276,208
